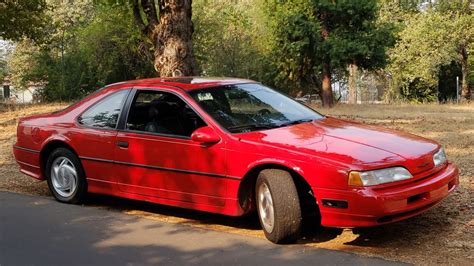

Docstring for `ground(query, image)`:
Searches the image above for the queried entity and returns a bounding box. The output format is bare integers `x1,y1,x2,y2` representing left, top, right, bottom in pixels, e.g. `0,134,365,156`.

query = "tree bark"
320,17,334,107
132,0,197,77
348,63,358,104
460,46,471,100
321,62,333,107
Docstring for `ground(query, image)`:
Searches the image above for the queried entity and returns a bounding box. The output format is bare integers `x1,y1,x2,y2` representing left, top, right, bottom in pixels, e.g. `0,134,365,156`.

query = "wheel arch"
40,139,79,179
237,162,317,216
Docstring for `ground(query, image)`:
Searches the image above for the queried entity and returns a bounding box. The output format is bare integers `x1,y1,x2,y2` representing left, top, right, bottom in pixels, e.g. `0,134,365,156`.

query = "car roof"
110,77,256,91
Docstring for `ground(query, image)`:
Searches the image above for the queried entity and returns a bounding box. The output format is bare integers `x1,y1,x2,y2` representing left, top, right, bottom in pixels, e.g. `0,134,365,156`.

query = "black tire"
45,147,87,204
255,169,302,244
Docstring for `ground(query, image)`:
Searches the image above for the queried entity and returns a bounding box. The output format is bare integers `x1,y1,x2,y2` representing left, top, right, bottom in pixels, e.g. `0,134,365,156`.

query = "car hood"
236,117,439,173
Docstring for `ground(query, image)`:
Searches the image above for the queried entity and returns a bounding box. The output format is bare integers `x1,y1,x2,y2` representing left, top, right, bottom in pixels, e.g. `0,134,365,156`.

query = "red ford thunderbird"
13,77,459,243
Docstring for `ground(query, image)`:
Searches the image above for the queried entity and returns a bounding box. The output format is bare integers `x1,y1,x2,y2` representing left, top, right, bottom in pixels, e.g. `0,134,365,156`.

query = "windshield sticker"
197,93,214,101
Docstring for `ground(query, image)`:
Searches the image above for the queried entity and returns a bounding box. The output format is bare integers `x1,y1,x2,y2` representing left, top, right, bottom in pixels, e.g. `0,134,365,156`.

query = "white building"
1,78,44,103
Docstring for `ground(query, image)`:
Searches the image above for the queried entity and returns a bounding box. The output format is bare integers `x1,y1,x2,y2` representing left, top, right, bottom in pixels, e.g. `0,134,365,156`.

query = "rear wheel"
46,148,87,204
256,169,302,244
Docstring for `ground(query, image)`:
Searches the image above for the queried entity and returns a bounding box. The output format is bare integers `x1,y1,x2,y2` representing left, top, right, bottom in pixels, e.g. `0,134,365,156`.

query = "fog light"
322,199,348,209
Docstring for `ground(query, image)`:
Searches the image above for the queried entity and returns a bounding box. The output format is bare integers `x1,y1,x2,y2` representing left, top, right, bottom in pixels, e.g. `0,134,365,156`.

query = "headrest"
148,106,159,118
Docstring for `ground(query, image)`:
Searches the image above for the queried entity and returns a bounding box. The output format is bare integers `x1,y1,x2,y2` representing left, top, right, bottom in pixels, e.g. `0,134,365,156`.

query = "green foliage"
319,0,395,70
389,12,455,86
0,0,48,41
438,62,462,102
8,1,154,101
469,53,474,89
0,59,6,81
266,0,394,95
0,41,14,81
386,1,474,102
8,40,42,90
3,0,471,103
73,3,155,89
193,0,275,86
434,0,473,14
267,0,322,93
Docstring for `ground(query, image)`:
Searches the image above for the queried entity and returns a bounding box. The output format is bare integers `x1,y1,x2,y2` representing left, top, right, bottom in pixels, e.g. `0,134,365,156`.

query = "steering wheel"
252,108,271,121
258,109,271,116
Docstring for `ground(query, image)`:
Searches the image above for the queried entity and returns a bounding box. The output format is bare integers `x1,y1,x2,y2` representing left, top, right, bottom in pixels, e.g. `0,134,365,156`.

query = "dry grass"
0,102,472,265
0,103,68,195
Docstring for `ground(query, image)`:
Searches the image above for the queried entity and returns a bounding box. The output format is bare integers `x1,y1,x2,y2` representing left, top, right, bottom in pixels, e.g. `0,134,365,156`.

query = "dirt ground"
1,102,472,265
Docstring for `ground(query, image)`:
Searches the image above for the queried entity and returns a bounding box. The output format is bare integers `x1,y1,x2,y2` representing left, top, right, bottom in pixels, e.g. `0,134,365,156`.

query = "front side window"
126,90,206,137
78,90,128,129
189,83,324,133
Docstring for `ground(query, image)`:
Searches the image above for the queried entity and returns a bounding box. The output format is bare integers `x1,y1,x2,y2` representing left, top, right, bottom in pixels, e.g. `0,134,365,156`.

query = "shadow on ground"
1,191,402,266
80,189,471,265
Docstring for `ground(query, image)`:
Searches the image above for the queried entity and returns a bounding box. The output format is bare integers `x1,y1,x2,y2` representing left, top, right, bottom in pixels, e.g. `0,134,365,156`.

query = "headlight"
349,167,412,186
433,148,447,167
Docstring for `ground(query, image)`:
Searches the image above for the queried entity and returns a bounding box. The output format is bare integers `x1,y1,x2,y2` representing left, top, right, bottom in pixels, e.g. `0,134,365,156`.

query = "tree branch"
132,0,148,35
158,0,165,15
141,0,159,27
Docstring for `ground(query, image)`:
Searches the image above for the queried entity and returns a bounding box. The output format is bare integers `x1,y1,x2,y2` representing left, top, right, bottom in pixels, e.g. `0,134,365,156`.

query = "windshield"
189,83,324,133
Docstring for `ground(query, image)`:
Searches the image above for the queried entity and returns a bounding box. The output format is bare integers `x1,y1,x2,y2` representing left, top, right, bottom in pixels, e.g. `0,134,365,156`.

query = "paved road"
0,192,406,266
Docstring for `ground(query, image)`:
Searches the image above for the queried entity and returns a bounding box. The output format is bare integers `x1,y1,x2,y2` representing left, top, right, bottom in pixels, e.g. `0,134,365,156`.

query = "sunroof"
160,77,241,84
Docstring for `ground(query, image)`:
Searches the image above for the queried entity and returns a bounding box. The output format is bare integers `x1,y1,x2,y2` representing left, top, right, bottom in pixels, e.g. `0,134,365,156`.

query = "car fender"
245,158,308,178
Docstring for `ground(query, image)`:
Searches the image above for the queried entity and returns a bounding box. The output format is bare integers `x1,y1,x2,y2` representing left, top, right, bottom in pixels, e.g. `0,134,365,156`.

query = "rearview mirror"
191,126,221,144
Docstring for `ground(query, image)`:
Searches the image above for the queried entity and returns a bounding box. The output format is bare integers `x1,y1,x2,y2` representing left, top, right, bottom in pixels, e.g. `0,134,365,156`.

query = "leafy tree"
267,0,394,106
0,0,48,41
131,0,197,77
193,0,272,81
433,0,473,100
75,3,155,89
0,59,6,81
267,0,322,96
7,40,41,91
328,1,394,103
377,0,424,25
388,12,453,101
0,40,14,81
8,1,154,101
386,1,473,102
438,61,462,102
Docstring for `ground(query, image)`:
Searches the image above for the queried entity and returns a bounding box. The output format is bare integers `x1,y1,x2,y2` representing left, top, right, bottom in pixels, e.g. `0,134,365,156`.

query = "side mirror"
191,126,221,144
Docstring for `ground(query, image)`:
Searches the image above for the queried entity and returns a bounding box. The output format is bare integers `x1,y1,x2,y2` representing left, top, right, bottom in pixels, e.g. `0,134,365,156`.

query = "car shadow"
3,191,404,266
84,193,346,244
83,193,262,231
82,189,466,255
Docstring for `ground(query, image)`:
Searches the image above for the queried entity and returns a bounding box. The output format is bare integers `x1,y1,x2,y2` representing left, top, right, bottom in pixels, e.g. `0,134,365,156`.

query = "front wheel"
256,169,302,244
46,148,87,204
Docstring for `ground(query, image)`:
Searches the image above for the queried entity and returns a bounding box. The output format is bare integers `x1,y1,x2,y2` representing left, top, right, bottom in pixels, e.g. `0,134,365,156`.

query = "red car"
13,77,459,243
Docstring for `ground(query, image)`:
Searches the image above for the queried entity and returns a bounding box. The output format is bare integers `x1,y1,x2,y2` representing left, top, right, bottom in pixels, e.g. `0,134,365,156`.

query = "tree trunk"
133,0,197,77
320,18,333,107
460,46,471,100
321,62,333,107
348,63,358,104
154,0,196,76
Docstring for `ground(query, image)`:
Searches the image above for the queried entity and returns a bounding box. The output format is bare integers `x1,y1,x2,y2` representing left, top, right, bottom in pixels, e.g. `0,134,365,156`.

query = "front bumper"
314,162,459,228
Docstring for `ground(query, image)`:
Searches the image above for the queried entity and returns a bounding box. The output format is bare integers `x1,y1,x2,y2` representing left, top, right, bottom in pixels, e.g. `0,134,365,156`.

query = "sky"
0,39,14,64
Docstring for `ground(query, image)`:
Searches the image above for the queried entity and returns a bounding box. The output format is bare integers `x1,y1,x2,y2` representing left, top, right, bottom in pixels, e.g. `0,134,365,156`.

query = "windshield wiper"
228,123,277,132
228,119,314,132
278,118,314,128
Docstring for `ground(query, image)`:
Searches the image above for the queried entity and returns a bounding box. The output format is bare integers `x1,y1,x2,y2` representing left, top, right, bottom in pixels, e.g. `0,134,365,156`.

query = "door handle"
116,141,129,148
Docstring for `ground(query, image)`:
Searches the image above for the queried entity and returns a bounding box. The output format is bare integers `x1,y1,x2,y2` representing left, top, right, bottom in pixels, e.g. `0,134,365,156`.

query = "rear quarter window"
78,90,129,129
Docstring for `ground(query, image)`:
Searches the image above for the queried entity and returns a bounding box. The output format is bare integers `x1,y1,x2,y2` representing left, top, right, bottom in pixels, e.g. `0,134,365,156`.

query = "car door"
114,88,228,206
73,89,130,190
